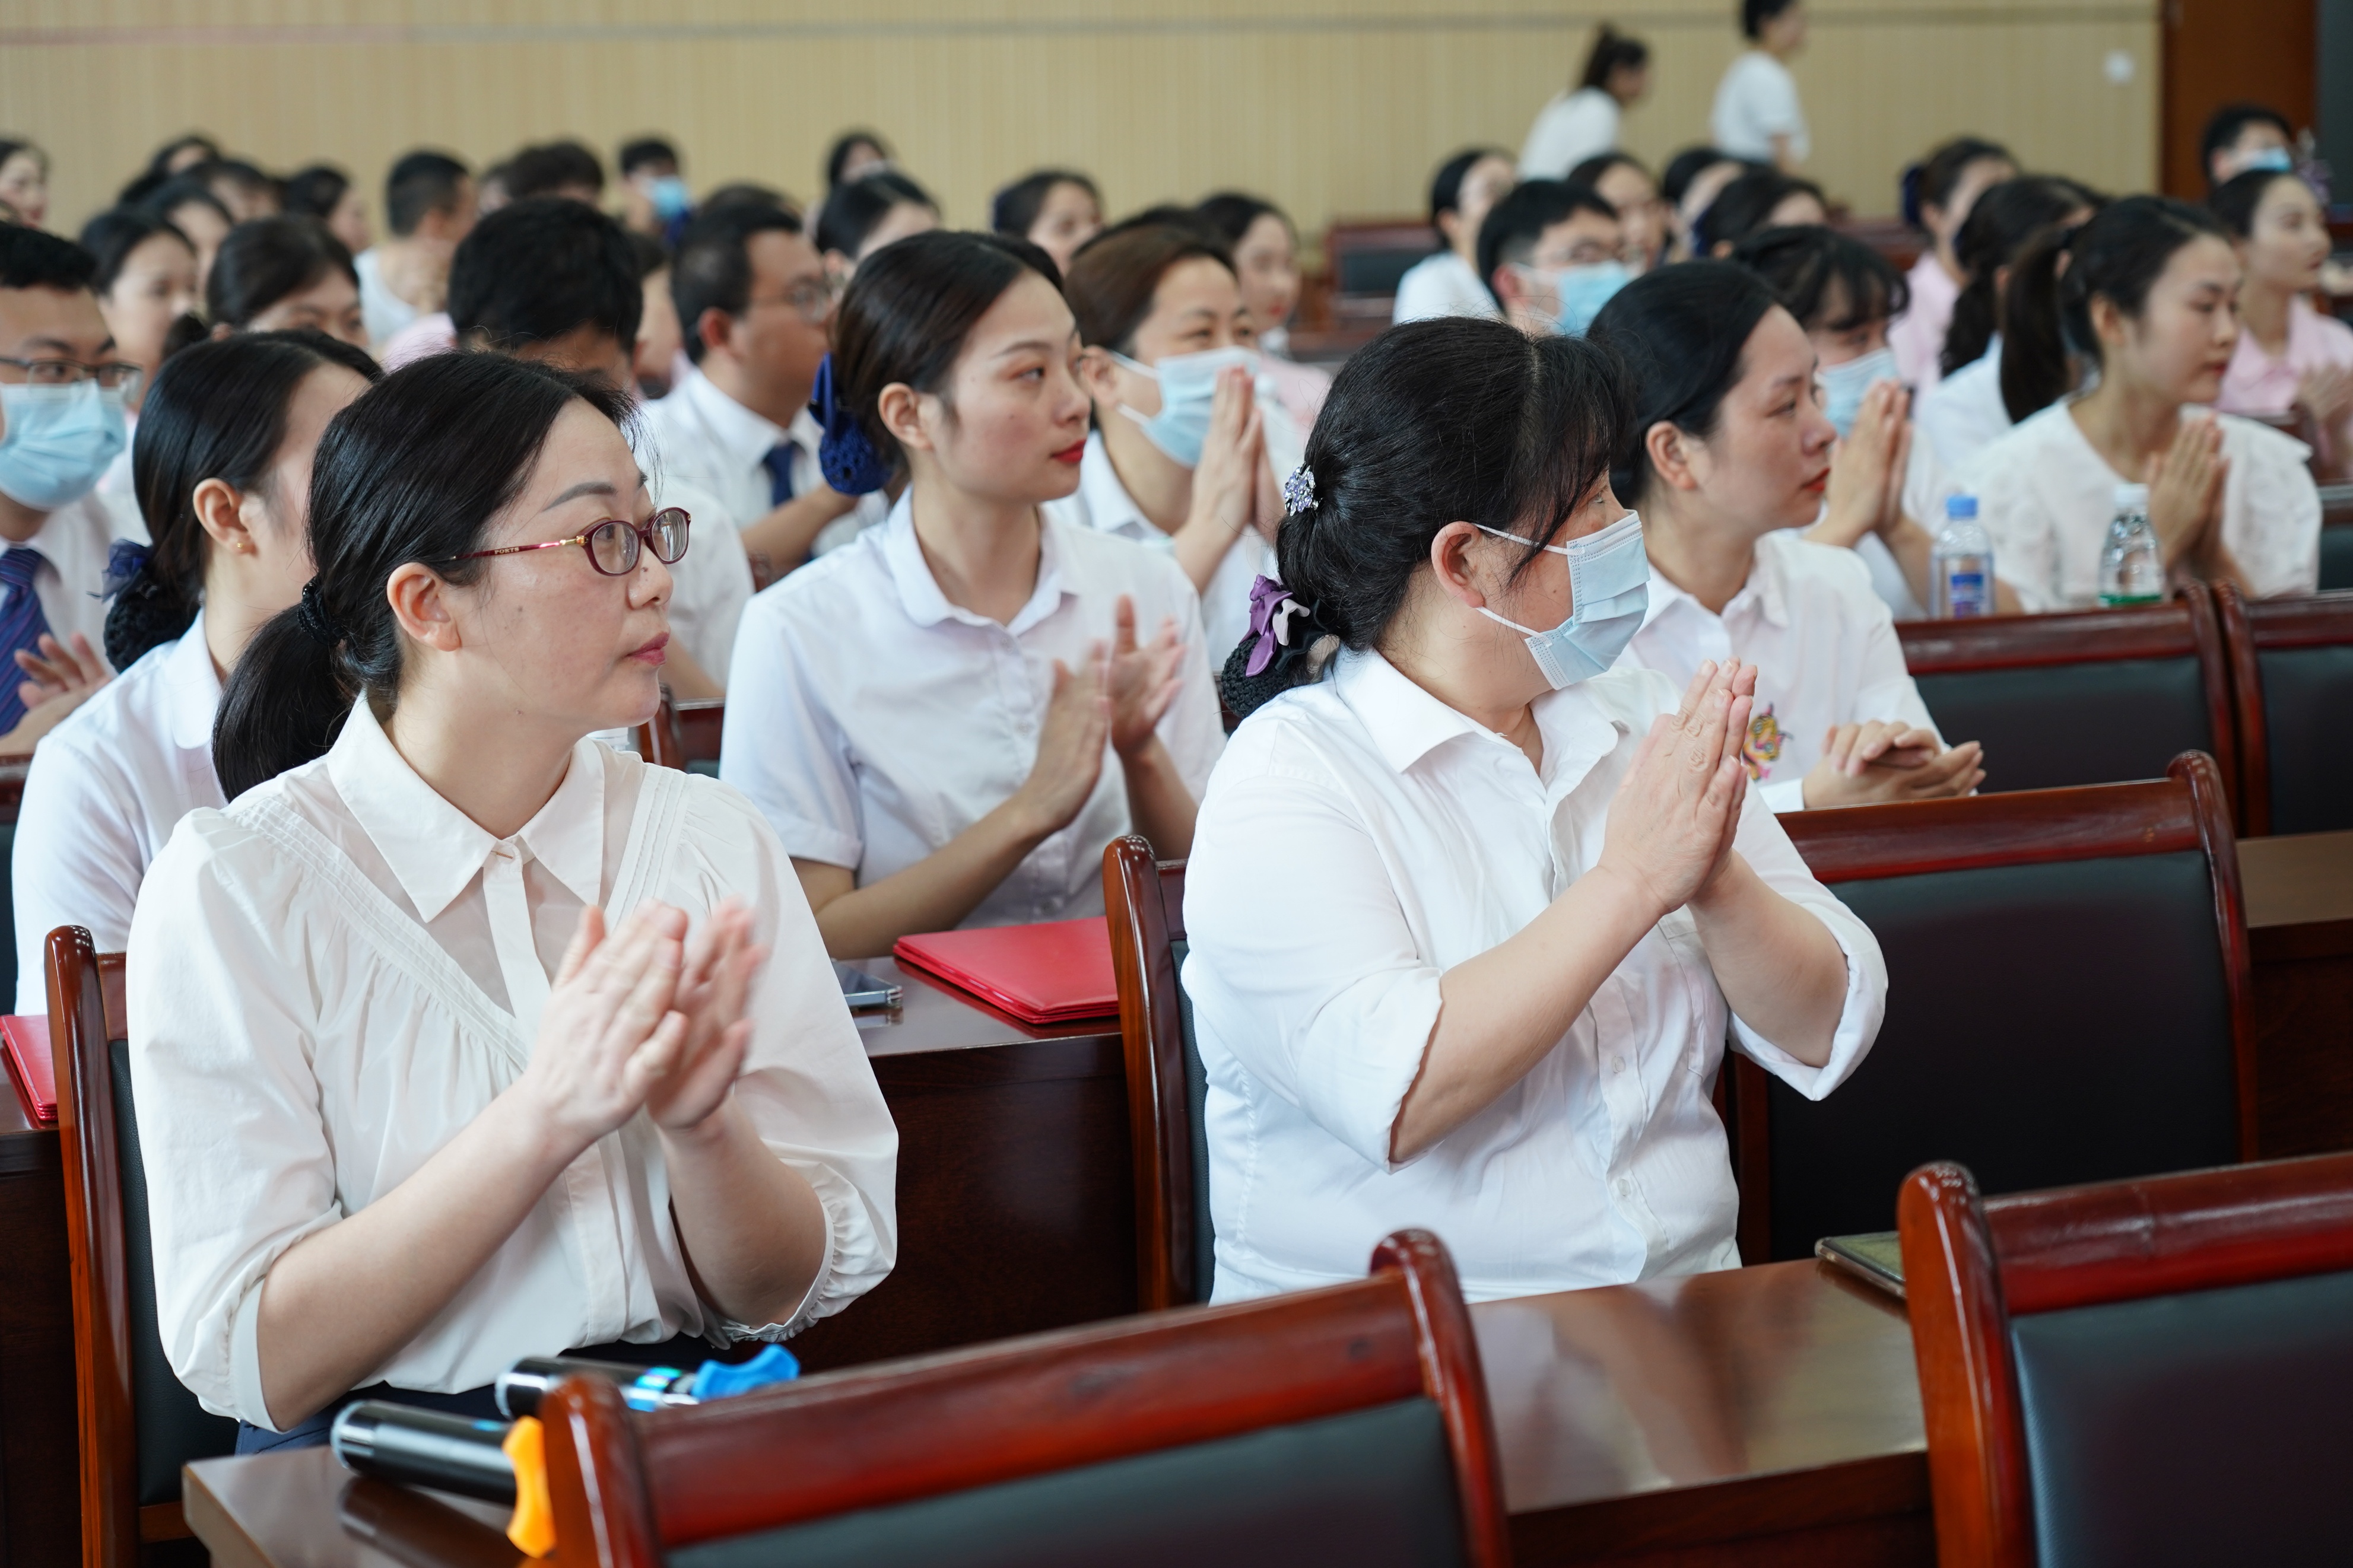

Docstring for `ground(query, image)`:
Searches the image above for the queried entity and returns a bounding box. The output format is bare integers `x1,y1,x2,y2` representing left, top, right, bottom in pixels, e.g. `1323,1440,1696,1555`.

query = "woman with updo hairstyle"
11,330,376,1012
720,230,1222,959
207,215,367,346
812,170,939,287
990,168,1103,277
1189,316,1882,1303
131,350,895,1449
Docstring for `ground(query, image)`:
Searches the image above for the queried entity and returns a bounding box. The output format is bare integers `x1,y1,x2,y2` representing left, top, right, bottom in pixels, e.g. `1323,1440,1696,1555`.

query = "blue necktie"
0,547,50,733
760,443,798,508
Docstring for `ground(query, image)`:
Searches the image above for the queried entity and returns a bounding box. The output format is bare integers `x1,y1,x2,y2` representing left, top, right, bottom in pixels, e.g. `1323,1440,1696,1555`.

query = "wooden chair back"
1895,587,2240,826
49,927,236,1565
631,691,726,774
1323,217,1439,317
1738,752,2254,1261
542,1230,1511,1568
1103,836,1206,1310
2319,483,2353,591
1900,1152,2353,1568
0,754,30,1007
2216,583,2353,835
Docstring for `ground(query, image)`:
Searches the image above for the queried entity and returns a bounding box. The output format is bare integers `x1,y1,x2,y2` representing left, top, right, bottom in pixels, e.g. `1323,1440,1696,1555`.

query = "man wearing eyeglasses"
0,226,135,754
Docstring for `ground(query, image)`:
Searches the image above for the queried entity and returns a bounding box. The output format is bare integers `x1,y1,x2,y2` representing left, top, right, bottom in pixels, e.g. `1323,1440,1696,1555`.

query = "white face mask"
1815,347,1901,438
1473,511,1651,689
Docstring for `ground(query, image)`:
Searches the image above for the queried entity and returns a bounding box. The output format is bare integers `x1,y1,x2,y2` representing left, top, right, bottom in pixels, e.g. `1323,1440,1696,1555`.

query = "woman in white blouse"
131,351,896,1446
1519,26,1649,182
14,330,376,1012
1589,262,1983,810
1962,196,2322,611
722,231,1223,958
1392,149,1516,325
1710,0,1809,171
1186,319,1883,1303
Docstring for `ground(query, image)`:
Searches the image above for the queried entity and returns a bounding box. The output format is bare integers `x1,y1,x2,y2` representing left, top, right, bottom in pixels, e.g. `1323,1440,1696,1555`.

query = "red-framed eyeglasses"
446,508,690,577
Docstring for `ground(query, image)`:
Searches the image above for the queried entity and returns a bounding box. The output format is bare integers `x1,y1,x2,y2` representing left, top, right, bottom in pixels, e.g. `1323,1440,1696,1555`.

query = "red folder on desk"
2,1015,56,1128
893,917,1119,1026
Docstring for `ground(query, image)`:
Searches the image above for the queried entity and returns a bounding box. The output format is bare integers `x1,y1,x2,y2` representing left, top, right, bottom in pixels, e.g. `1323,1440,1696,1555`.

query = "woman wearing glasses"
126,351,897,1448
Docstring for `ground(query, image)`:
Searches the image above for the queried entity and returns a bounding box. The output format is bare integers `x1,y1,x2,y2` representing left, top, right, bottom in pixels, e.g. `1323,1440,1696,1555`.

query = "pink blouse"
1888,253,1961,394
2218,295,2353,475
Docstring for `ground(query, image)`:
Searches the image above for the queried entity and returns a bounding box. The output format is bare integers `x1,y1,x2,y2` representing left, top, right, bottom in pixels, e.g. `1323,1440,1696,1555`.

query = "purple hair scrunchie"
1244,574,1314,678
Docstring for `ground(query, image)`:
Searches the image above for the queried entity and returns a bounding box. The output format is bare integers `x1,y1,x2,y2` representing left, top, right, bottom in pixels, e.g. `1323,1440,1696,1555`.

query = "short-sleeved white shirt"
1182,651,1884,1303
1392,251,1500,325
1710,50,1809,164
1519,87,1621,180
720,492,1225,928
1917,341,2013,475
637,367,886,558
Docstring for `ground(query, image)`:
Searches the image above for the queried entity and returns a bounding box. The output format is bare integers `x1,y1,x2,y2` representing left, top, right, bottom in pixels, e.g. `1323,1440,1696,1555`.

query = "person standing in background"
354,151,477,349
1520,26,1651,182
1711,0,1810,171
1393,148,1516,323
1886,137,2015,393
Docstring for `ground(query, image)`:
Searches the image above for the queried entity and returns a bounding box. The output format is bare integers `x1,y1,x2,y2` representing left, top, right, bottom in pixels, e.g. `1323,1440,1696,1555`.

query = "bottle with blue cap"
2098,483,2164,607
1930,494,1995,619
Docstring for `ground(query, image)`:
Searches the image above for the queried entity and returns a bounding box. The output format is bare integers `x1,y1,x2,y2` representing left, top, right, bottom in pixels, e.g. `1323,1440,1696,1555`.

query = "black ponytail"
1941,175,2103,377
1220,318,1630,718
212,352,634,799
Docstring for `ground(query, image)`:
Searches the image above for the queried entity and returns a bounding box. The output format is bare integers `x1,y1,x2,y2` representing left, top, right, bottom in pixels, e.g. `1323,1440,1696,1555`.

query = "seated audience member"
1195,190,1331,432
504,140,606,205
1476,180,1628,338
1185,317,1882,1302
281,164,371,256
824,129,893,192
701,182,792,217
2202,102,2295,189
1058,222,1281,661
2212,168,2353,482
12,332,376,1010
641,203,883,573
1393,148,1516,323
1592,263,1980,808
1660,145,1751,263
138,177,234,297
1887,136,2015,392
1519,25,1650,180
1915,175,2101,471
813,170,938,287
132,351,896,1448
990,169,1104,276
207,217,367,347
1699,167,1826,256
195,159,280,222
1711,0,1809,170
722,231,1222,958
447,199,747,694
354,151,477,349
1964,196,2320,610
1568,152,1668,273
628,231,685,400
618,136,693,244
0,140,50,230
80,209,201,527
115,134,220,208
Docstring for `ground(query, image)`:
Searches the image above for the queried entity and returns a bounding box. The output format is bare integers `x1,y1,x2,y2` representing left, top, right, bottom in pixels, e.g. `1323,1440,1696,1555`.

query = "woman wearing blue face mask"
1592,262,1984,812
1060,221,1282,665
1187,317,1882,1304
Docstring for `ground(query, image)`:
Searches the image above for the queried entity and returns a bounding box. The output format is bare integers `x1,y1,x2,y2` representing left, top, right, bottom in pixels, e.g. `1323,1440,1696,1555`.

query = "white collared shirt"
13,613,223,1011
1617,532,1938,814
127,701,898,1428
1710,50,1809,164
354,248,421,349
1519,87,1622,180
638,366,885,558
1,491,142,672
720,492,1224,928
1963,401,2322,612
1042,430,1272,670
1392,250,1499,325
1183,651,1883,1304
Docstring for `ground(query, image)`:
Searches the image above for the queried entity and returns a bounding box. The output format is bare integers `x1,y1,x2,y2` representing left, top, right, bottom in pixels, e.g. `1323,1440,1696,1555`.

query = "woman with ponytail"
1960,195,2321,610
1187,317,1881,1303
129,351,895,1447
11,330,375,1011
721,230,1221,959
1884,136,2014,392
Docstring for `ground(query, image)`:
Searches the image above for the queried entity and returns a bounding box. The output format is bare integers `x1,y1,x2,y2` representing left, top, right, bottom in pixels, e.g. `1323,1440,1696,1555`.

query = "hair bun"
808,353,891,496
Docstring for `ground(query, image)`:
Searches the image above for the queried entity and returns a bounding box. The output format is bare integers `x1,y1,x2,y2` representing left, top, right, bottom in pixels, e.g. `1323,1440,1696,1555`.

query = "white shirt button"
1615,1177,1631,1197
1611,1055,1625,1074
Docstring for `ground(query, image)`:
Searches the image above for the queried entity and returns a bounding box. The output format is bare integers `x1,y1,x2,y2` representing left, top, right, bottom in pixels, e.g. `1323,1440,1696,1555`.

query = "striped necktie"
0,548,52,733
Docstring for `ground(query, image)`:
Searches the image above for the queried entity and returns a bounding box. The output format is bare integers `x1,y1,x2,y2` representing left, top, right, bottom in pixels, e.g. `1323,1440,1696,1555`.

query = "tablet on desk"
834,961,902,1012
1815,1231,1905,1299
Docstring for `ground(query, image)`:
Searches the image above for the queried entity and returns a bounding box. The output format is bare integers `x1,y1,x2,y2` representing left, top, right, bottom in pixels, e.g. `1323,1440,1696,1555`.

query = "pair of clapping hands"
1004,594,1189,841
0,631,110,754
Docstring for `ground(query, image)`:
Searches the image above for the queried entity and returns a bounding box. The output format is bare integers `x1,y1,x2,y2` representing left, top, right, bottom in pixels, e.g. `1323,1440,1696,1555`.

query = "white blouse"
721,493,1224,929
13,613,223,1012
1392,251,1499,325
1183,651,1884,1304
1519,87,1620,180
1917,342,2012,474
128,700,898,1429
1961,401,2322,612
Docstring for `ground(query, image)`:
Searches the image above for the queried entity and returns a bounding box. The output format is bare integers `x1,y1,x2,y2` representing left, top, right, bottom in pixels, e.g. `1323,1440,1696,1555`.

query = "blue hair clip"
809,354,891,497
99,539,151,600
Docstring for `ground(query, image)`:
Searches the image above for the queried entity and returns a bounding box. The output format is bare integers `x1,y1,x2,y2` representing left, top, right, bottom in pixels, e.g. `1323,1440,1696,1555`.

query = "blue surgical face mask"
649,174,693,221
0,380,128,512
1522,260,1631,336
1474,510,1650,688
1110,345,1260,468
2238,147,2295,174
1816,346,1900,438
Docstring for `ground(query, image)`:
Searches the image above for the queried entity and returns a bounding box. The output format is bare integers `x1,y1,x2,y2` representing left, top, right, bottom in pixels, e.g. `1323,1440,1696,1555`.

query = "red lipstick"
1053,441,1087,466
630,634,669,666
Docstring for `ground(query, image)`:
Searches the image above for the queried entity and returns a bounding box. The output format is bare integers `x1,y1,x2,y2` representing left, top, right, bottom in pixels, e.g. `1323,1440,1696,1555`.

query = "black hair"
2200,103,2294,185
1730,224,1907,332
144,135,221,182
671,203,807,365
626,229,671,281
207,217,357,330
78,208,193,297
0,139,46,178
701,182,792,217
2209,167,2305,238
1741,0,1799,40
384,151,471,236
212,353,634,798
992,170,1100,238
1697,168,1824,253
1660,146,1738,208
825,130,892,190
1195,192,1291,249
109,330,381,670
1222,319,1630,717
280,166,351,225
447,198,642,354
1065,222,1231,355
0,225,97,292
196,159,279,208
1999,195,2229,424
139,176,234,236
1940,174,2101,376
618,138,679,177
1475,180,1618,307
1900,136,2012,231
1580,24,1649,90
1427,147,1510,230
814,170,937,261
1586,260,1780,508
506,141,606,201
1568,152,1650,193
1093,204,1226,247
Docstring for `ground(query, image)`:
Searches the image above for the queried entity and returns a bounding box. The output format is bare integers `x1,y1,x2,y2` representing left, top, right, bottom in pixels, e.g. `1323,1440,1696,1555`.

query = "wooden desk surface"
183,1260,1927,1568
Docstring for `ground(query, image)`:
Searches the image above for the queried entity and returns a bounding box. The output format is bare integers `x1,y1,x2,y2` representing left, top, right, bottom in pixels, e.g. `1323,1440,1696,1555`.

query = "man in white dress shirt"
639,205,884,580
353,151,477,351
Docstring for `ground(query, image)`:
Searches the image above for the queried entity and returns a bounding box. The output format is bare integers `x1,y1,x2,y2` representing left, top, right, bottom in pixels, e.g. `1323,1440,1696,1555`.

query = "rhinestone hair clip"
1281,463,1317,516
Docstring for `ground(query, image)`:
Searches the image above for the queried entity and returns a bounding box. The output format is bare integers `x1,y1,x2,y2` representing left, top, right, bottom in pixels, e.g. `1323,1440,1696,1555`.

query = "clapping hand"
2147,415,2230,570
1801,721,1983,807
1597,659,1755,920
1105,594,1185,758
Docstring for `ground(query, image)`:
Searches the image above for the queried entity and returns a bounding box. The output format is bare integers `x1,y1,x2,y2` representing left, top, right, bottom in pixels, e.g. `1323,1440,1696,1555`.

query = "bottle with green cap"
2098,482,2163,606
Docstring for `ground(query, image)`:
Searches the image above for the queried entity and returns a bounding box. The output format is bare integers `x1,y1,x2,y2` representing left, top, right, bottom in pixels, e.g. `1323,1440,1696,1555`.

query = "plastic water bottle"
1930,494,1994,619
2098,483,2163,606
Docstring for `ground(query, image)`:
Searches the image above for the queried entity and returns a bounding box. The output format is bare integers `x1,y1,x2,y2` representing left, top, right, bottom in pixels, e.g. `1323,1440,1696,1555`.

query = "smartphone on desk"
834,960,903,1012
